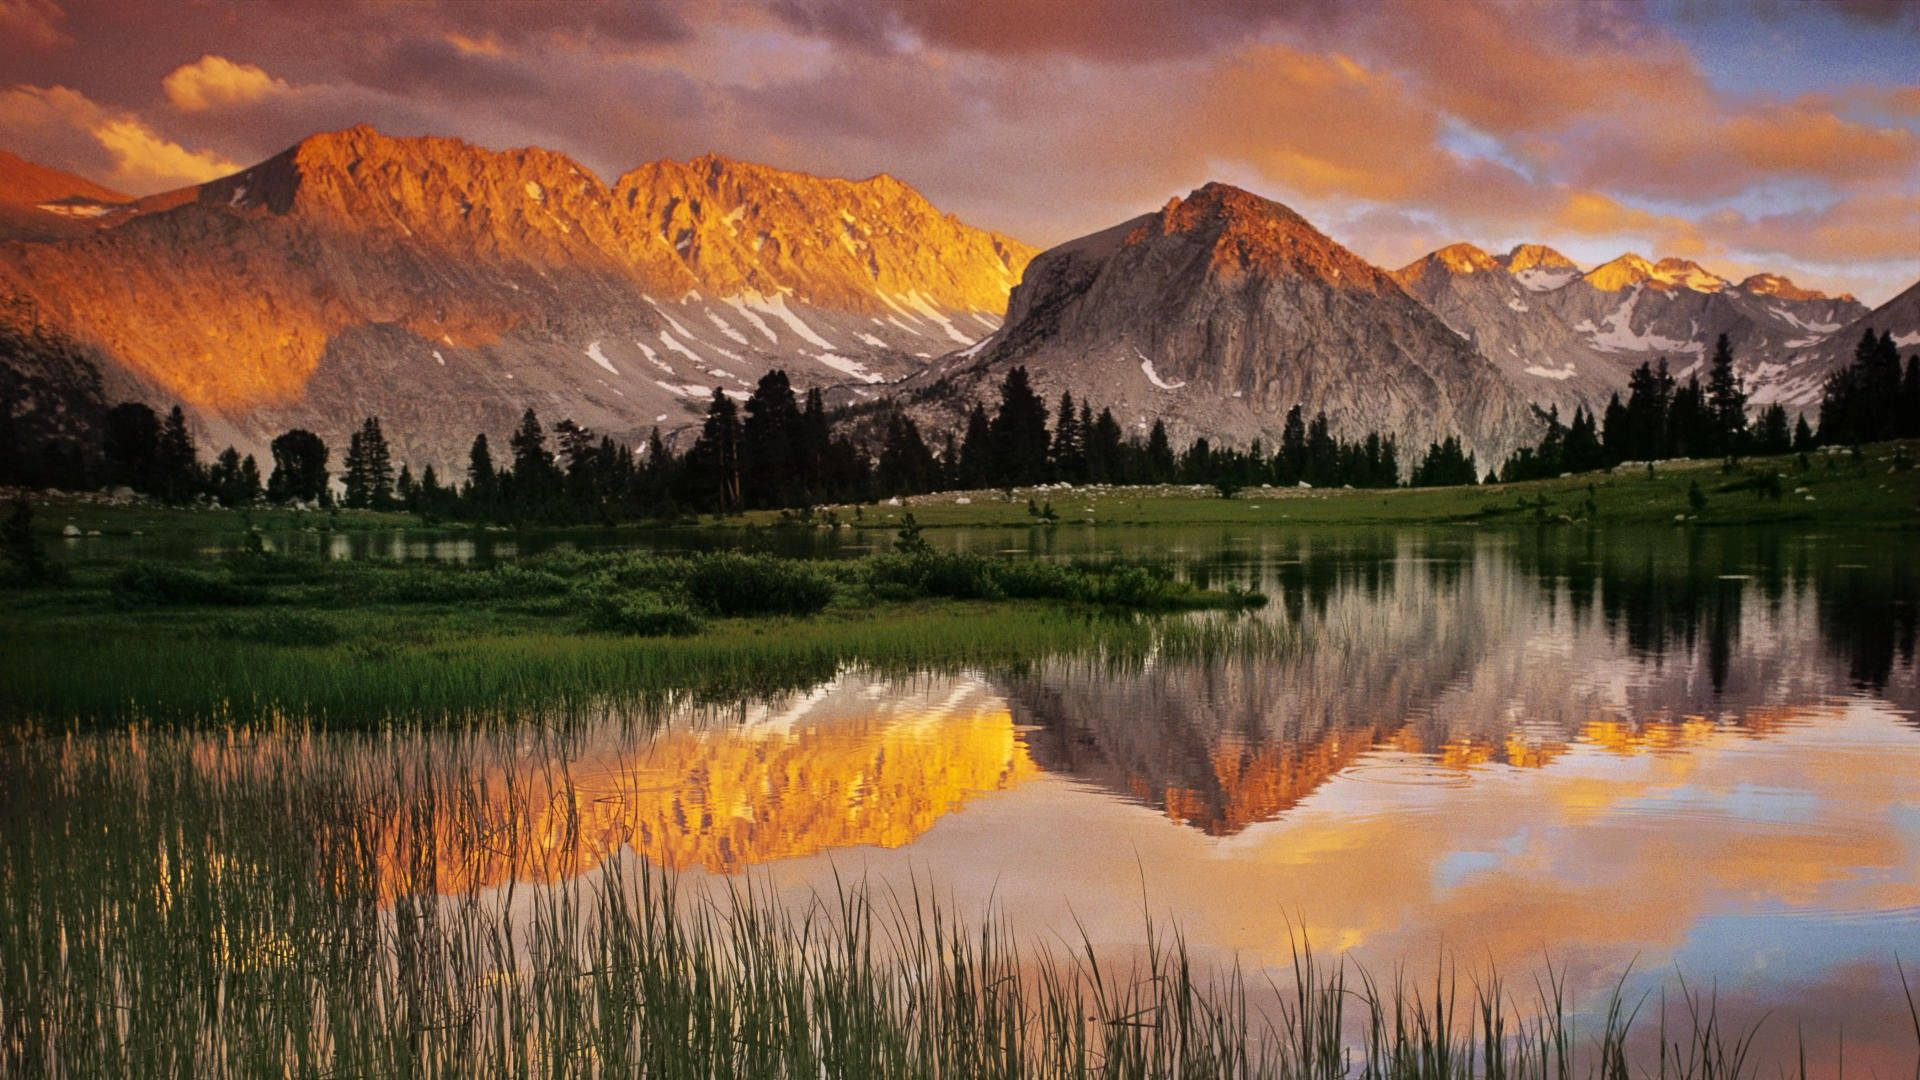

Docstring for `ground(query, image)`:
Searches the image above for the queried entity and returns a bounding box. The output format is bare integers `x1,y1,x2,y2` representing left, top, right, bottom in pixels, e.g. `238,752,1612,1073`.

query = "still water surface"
29,526,1920,1069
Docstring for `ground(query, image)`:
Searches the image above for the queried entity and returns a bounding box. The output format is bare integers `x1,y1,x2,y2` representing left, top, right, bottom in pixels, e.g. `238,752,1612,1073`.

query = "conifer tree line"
1496,330,1918,482
6,332,1914,510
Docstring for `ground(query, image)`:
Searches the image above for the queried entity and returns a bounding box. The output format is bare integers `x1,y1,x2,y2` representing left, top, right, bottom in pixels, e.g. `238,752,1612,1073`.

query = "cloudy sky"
3,0,1917,302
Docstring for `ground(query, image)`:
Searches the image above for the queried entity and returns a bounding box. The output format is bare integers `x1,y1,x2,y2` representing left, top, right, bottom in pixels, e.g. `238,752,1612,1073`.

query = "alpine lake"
4,513,1917,1077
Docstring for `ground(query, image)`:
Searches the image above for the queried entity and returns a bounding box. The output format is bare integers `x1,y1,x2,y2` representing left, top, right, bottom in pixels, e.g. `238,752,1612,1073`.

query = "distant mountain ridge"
0,126,1034,470
1392,241,1870,416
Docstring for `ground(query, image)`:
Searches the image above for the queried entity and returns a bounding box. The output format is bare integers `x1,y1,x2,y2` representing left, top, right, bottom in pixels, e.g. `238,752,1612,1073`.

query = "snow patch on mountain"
659,331,704,365
1577,290,1703,354
739,291,834,349
814,353,885,383
705,311,749,344
584,341,618,375
1136,349,1186,390
894,290,973,345
1514,268,1577,292
1523,362,1577,380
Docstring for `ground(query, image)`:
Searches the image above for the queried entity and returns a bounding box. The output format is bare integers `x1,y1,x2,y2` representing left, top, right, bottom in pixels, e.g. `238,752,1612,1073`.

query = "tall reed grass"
3,721,1913,1078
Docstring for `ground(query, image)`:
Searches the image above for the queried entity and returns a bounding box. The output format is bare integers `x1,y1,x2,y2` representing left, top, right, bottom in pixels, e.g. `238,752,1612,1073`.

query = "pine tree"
1793,414,1815,453
1624,360,1674,461
1704,334,1748,459
1305,411,1338,485
989,366,1050,485
341,417,394,510
209,447,244,507
877,413,937,496
237,454,262,505
154,406,200,504
465,433,497,509
1278,405,1307,484
1088,408,1122,484
1754,404,1791,455
1564,407,1603,473
101,402,160,494
1145,420,1175,482
958,404,993,489
268,429,329,505
395,464,417,510
1050,391,1082,482
799,388,832,501
418,464,443,516
1601,392,1628,466
1667,375,1707,459
681,390,742,512
552,419,601,515
741,370,803,509
508,408,559,514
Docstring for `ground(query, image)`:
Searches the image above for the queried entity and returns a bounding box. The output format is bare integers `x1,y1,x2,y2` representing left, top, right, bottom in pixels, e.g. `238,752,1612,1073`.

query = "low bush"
111,562,265,607
212,610,344,647
682,553,835,617
579,593,704,636
366,565,571,604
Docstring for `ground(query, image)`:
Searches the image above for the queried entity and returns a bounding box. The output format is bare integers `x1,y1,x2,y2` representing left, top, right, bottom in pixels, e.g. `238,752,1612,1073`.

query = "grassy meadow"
0,544,1271,727
787,444,1920,531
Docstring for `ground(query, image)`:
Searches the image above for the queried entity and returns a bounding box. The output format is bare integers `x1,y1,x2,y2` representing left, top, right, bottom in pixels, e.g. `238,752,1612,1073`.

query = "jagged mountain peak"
1584,252,1657,291
1648,256,1726,292
1500,244,1578,274
1585,252,1729,293
1737,272,1837,302
1135,182,1394,290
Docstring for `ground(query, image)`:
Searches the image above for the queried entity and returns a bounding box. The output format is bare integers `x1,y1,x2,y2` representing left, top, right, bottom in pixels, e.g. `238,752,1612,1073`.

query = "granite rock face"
0,127,1034,470
908,183,1540,470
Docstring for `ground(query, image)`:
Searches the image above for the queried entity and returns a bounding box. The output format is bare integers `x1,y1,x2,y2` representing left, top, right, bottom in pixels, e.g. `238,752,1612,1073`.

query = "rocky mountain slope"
0,151,134,243
1393,243,1869,415
0,127,1034,470
906,183,1540,468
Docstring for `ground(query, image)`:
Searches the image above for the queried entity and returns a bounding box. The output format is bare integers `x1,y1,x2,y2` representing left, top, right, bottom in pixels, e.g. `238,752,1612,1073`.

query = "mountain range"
2,125,1914,476
0,126,1031,471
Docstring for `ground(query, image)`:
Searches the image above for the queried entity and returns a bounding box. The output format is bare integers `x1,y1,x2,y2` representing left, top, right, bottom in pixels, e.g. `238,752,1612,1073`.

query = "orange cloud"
0,83,241,190
1723,97,1919,180
0,0,67,50
1712,192,1920,263
1551,190,1705,253
1198,44,1447,203
162,55,289,112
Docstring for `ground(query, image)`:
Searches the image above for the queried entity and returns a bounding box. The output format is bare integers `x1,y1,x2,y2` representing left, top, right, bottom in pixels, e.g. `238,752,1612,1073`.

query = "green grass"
20,443,1919,545
0,547,1269,727
2,722,1911,1078
752,443,1920,531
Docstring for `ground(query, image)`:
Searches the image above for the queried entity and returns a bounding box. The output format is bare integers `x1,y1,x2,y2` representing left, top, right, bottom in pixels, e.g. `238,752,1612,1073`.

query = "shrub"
991,559,1084,601
111,562,265,607
682,553,835,617
579,593,704,636
212,610,343,647
367,565,571,604
912,553,1005,600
